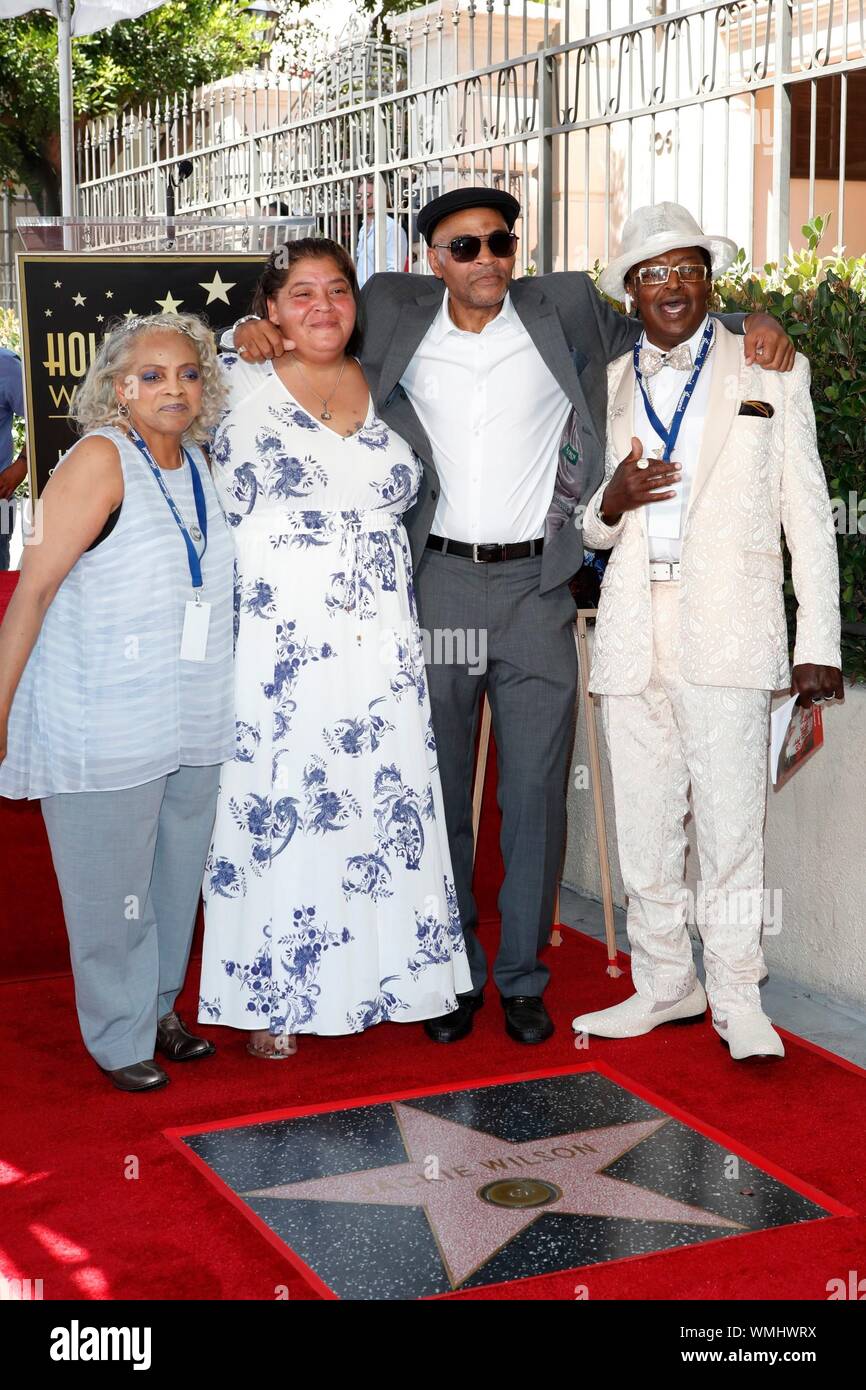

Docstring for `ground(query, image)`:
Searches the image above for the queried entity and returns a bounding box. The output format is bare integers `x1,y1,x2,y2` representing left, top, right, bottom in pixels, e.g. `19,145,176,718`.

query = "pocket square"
738,400,775,417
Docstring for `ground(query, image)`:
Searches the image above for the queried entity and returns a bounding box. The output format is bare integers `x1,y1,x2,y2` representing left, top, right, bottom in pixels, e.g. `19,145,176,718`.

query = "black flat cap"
417,186,521,245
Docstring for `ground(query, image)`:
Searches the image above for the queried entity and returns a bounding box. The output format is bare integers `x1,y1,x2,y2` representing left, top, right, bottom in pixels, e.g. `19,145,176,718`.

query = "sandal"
246,1030,298,1059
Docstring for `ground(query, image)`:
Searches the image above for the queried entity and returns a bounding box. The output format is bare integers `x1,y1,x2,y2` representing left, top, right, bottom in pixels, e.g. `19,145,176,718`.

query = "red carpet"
2,567,865,1300
1,930,864,1302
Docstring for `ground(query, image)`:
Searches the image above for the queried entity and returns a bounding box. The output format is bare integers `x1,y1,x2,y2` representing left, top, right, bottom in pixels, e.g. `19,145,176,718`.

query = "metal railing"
69,0,866,278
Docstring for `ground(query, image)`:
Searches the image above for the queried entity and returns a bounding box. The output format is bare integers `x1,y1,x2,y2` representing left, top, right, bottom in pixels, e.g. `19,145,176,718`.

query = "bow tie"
638,342,693,377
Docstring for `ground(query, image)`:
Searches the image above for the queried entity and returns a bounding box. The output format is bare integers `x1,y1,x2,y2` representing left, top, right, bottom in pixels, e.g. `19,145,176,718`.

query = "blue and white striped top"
0,425,235,798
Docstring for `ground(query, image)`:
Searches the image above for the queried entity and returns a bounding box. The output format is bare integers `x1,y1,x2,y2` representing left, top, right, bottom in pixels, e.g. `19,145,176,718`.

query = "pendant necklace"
291,355,347,421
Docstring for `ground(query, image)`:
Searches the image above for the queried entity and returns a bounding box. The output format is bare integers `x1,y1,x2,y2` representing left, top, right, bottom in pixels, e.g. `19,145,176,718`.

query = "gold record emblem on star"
198,270,236,305
154,290,184,315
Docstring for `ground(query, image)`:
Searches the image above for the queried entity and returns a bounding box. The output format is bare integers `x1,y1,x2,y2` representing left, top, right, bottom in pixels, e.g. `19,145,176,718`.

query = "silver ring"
238,344,248,355
635,457,649,470
756,346,764,356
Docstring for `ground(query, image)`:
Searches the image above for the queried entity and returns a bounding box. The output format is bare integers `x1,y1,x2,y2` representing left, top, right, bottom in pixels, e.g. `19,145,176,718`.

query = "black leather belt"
426,534,544,563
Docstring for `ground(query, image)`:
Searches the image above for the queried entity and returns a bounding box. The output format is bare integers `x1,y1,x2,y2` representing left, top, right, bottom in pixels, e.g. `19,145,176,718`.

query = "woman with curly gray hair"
0,312,235,1092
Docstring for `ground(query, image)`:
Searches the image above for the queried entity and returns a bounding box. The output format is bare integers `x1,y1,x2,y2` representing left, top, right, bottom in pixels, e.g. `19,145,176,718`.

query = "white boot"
572,981,707,1038
712,1010,785,1060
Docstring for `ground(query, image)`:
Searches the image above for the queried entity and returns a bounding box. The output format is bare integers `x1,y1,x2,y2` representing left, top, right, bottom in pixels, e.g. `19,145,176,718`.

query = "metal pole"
576,611,621,978
769,0,792,262
57,0,77,221
537,49,554,274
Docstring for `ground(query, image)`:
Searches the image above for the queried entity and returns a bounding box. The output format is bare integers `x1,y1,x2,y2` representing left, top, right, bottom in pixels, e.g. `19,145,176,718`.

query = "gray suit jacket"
357,271,746,594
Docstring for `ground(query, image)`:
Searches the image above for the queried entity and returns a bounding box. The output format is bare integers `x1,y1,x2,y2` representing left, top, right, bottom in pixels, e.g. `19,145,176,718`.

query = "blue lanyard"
633,319,714,461
129,428,208,592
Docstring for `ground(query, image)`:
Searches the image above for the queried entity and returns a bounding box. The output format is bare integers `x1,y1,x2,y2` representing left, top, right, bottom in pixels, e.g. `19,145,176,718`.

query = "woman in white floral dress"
198,239,470,1054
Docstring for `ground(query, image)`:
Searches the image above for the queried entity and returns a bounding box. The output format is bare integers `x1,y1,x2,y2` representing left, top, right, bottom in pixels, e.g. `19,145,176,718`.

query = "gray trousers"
41,764,221,1069
415,549,578,998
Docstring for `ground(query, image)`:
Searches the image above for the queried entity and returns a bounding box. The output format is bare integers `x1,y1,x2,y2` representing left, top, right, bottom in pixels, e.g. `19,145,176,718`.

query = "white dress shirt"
355,217,408,287
634,314,715,562
400,289,572,544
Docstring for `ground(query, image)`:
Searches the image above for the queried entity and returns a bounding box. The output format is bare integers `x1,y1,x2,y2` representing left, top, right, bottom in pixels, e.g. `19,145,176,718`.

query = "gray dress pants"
41,763,221,1069
414,549,578,998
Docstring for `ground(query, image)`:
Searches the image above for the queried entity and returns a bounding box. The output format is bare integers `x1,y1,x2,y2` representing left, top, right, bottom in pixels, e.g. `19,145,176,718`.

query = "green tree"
0,1,265,213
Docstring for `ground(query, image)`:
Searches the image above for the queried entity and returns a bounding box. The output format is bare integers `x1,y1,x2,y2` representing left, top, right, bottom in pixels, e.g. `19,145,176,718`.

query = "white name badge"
181,599,211,662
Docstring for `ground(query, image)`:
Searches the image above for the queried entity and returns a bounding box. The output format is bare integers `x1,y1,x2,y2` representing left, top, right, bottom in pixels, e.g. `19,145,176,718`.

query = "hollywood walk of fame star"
245,1103,743,1289
72,293,86,307
155,290,184,315
199,270,236,305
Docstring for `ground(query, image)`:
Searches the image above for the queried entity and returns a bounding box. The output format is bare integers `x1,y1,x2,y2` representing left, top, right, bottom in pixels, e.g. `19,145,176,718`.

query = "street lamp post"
57,0,76,219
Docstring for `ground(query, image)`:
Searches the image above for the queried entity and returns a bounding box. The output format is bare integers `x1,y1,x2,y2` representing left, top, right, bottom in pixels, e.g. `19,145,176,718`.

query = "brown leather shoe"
101,1060,169,1092
156,1011,216,1061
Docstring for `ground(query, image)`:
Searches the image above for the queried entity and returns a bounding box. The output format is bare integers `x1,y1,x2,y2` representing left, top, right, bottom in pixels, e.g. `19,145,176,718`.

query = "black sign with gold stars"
17,254,267,497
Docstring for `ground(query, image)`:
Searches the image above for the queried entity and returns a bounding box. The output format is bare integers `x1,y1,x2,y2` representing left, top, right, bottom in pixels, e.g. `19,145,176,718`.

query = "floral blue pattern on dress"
373,762,434,870
407,876,465,978
200,909,355,1033
323,697,394,757
346,976,408,1032
342,852,393,901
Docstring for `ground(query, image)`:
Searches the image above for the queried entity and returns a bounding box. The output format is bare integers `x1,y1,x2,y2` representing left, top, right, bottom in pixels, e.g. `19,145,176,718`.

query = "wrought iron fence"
63,0,866,282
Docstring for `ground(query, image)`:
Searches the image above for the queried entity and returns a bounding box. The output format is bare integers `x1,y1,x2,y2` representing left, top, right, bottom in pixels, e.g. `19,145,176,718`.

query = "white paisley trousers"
602,583,772,1018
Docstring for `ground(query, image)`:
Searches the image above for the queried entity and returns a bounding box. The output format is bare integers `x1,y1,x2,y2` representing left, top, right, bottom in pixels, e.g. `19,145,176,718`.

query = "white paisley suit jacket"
582,323,841,695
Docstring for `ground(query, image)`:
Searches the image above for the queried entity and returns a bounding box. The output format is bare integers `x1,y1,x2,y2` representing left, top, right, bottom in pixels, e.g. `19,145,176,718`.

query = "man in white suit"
572,203,843,1060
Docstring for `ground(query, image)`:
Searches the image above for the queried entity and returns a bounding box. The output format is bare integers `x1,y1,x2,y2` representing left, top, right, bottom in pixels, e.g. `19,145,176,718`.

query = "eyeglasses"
633,263,710,286
431,230,519,262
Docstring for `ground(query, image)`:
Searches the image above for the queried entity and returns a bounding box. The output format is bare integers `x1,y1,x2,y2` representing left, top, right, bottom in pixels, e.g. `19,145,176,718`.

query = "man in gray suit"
232,188,793,1046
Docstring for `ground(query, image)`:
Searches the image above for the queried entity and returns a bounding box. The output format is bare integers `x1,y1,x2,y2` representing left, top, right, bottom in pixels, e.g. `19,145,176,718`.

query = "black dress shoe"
156,1011,216,1061
424,992,483,1043
501,995,554,1044
101,1061,169,1093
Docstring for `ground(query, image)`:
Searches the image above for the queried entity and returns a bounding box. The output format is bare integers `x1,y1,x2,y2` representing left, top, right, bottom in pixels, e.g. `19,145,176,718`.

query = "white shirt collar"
428,287,519,343
640,313,712,362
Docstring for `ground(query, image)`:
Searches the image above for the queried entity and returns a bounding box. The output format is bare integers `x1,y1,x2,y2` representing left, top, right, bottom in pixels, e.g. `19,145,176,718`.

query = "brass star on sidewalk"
155,290,184,314
245,1104,743,1289
198,270,236,305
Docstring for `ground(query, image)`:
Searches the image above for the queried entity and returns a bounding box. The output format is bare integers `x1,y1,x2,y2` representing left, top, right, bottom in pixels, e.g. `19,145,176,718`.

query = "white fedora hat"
599,202,737,300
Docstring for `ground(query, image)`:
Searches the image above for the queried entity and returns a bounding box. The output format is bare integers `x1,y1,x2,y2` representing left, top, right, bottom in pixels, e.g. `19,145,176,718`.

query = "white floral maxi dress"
198,356,471,1035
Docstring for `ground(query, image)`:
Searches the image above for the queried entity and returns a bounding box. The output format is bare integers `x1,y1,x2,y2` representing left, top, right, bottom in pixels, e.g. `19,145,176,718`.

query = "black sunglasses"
431,230,519,263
